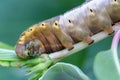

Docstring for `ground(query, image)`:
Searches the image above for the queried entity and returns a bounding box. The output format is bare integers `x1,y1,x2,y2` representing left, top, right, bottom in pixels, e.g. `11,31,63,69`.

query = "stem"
111,29,120,75
49,24,120,61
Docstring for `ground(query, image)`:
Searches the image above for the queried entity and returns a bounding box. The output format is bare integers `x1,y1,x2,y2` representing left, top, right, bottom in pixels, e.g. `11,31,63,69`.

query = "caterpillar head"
15,25,45,59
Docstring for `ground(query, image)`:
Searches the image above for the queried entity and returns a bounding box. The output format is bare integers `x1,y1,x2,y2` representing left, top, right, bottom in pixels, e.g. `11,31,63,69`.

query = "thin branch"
49,23,120,61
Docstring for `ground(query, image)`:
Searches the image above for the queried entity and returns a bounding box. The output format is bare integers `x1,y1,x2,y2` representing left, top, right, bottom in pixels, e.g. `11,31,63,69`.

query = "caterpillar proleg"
15,0,120,59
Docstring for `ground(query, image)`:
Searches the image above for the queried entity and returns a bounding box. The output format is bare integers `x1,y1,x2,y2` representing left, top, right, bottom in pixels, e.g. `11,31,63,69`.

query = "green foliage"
94,49,120,80
0,46,53,80
39,62,90,80
0,38,120,80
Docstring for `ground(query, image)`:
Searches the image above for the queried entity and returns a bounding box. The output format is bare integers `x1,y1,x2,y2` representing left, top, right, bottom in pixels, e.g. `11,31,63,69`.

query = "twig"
49,24,120,61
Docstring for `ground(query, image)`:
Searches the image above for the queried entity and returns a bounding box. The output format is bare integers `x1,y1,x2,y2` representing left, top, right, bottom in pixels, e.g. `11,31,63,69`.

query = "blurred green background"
0,0,113,80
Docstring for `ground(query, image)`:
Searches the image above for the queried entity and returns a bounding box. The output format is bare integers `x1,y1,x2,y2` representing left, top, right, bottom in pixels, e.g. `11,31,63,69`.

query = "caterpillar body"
15,0,120,59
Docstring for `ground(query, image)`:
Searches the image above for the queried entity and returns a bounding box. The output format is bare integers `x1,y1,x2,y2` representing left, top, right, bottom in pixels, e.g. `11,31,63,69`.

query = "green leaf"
39,62,90,80
0,48,20,61
94,49,120,80
0,42,13,49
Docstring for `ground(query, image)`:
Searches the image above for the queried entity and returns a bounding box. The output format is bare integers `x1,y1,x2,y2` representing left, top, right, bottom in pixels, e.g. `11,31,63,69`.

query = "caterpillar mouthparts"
15,0,120,59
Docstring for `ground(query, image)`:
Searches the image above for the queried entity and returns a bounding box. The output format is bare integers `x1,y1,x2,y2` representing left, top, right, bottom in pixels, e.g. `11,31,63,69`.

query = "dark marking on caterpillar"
15,0,120,59
89,9,93,12
68,20,72,23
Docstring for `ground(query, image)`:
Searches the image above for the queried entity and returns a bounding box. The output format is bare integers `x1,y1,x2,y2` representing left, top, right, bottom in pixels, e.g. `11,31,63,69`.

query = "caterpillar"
15,0,120,59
